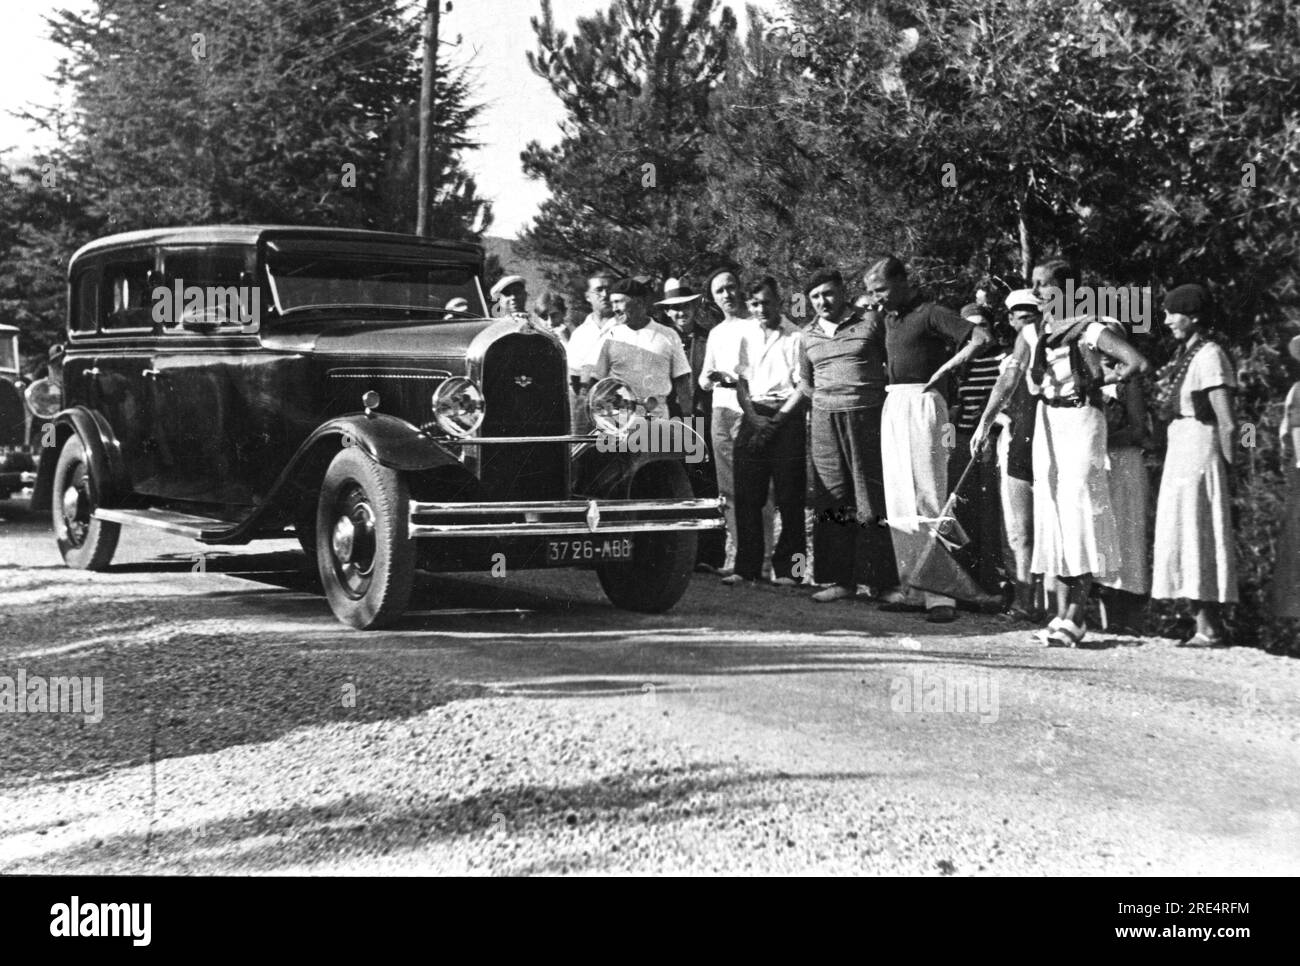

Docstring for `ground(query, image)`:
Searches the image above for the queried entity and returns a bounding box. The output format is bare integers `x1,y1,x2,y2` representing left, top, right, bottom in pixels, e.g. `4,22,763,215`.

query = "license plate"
546,537,634,564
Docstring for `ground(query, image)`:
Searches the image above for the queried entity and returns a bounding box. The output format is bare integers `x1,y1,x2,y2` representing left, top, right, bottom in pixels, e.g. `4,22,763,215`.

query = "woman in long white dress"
971,260,1149,646
1150,284,1239,646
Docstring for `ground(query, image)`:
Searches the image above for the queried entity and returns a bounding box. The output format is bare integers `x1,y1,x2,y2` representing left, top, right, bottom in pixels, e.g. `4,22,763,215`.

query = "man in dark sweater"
865,257,991,623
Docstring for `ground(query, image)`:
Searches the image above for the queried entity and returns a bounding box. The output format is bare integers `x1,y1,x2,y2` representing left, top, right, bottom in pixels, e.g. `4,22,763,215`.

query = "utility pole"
416,0,442,237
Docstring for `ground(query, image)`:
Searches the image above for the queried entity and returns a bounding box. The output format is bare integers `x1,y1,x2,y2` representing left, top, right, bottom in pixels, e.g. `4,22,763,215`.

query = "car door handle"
81,367,100,376
142,368,161,378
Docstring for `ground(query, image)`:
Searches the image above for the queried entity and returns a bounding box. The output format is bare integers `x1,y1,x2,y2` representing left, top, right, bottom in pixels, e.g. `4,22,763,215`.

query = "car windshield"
265,248,487,320
0,334,17,374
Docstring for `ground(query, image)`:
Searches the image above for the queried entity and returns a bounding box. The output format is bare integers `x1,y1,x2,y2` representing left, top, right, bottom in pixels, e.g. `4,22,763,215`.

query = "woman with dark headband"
1150,283,1239,646
971,259,1149,646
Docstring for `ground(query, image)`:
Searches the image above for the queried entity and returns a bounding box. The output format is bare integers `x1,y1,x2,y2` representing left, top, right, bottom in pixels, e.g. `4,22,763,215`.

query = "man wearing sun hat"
657,277,727,571
656,278,709,409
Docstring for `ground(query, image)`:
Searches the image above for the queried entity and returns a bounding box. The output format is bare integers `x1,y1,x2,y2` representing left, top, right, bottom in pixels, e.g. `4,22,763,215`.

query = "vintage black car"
25,226,721,628
0,323,40,499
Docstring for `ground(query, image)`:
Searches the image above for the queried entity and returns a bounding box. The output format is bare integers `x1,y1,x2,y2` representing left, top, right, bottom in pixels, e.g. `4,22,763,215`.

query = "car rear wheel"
51,434,119,570
596,462,697,613
316,447,414,630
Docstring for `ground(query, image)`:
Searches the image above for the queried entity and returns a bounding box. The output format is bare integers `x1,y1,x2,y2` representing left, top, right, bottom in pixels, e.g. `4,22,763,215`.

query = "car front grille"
478,332,569,501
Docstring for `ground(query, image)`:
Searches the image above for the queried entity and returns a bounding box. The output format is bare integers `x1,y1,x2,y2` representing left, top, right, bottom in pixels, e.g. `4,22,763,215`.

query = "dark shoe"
880,601,926,613
925,605,957,623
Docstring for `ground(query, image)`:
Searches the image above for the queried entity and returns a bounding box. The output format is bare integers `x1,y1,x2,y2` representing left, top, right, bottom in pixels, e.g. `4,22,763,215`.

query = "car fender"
30,408,127,512
300,414,463,472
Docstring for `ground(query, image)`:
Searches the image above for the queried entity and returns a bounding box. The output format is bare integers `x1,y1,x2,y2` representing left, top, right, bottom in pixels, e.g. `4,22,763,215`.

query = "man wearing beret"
593,278,692,420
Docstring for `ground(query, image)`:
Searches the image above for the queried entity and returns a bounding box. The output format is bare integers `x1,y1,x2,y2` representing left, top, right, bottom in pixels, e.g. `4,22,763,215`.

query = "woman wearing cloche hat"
1150,283,1240,646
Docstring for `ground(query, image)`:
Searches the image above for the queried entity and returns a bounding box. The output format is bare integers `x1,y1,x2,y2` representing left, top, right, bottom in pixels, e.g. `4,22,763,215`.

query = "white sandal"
1031,618,1064,646
1046,618,1087,648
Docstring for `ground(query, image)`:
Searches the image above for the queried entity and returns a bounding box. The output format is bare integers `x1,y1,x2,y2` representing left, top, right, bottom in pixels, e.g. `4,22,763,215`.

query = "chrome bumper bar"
408,497,723,538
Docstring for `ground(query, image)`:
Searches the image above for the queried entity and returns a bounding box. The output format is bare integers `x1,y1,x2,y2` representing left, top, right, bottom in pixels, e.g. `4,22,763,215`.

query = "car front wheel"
316,447,415,630
596,462,698,613
51,434,119,570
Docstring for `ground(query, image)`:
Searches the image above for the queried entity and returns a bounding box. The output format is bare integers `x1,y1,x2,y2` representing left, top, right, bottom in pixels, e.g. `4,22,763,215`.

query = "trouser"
950,429,1006,593
734,406,806,580
711,407,742,569
882,385,955,609
809,405,899,589
997,428,1035,586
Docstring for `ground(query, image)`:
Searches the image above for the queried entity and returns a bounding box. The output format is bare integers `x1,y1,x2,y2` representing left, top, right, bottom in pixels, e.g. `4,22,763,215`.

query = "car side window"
100,258,155,330
71,269,98,333
160,248,258,330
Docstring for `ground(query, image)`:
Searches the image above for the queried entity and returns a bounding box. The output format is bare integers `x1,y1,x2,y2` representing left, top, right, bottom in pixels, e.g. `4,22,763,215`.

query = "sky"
0,0,750,239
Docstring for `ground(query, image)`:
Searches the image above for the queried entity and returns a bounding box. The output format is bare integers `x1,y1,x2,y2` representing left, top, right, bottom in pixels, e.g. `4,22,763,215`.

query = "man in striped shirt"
949,302,1011,594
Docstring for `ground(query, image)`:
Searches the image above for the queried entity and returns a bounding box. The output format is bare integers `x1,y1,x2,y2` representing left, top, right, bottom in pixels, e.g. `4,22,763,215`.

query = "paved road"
1,495,1298,874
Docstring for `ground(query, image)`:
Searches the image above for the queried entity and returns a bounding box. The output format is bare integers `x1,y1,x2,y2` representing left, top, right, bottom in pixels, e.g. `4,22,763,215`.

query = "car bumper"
408,497,723,538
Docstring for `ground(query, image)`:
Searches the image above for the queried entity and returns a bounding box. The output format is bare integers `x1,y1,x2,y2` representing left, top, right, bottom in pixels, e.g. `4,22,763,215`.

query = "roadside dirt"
2,498,1297,875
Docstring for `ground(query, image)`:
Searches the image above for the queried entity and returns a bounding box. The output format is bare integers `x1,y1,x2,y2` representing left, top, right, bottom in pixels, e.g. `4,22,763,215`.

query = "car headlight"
431,376,485,437
588,377,640,435
23,377,61,420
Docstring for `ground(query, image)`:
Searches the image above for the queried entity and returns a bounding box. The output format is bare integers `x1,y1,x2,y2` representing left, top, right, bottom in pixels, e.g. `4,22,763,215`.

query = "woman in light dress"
1150,284,1239,646
971,260,1149,646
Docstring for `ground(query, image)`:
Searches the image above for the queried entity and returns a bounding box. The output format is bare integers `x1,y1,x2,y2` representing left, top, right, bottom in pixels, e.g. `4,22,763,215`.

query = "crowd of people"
485,259,1300,648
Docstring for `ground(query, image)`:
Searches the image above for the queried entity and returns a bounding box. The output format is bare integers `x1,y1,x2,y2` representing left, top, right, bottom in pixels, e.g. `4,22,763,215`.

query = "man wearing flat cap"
593,277,692,420
490,275,529,317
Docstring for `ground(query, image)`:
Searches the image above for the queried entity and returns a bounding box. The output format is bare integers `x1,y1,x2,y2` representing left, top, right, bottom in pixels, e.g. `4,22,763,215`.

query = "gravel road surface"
2,496,1297,875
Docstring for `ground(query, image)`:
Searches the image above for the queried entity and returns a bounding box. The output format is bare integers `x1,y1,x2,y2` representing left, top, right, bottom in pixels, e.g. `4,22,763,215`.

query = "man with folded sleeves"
724,276,806,586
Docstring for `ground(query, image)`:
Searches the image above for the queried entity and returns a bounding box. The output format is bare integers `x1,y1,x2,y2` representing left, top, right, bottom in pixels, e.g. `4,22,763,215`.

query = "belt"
1040,389,1102,409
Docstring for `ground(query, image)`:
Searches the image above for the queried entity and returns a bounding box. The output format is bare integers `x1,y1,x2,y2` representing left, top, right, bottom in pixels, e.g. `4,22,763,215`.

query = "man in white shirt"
593,278,692,419
726,276,806,585
699,269,759,570
566,272,617,433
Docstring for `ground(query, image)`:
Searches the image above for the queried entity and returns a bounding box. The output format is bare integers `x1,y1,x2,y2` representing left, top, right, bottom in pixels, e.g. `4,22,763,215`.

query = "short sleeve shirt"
1179,342,1237,418
736,319,802,406
566,311,616,380
595,320,690,418
883,298,974,389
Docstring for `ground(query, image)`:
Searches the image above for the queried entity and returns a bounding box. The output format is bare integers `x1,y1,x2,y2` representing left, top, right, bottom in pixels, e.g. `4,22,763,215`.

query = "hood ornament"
514,374,533,388
586,500,600,532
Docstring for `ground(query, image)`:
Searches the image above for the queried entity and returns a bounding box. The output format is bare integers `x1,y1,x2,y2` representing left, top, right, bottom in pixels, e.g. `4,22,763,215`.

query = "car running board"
93,507,261,544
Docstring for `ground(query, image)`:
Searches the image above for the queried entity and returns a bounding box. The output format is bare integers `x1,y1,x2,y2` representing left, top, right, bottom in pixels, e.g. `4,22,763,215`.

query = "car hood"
262,318,490,365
